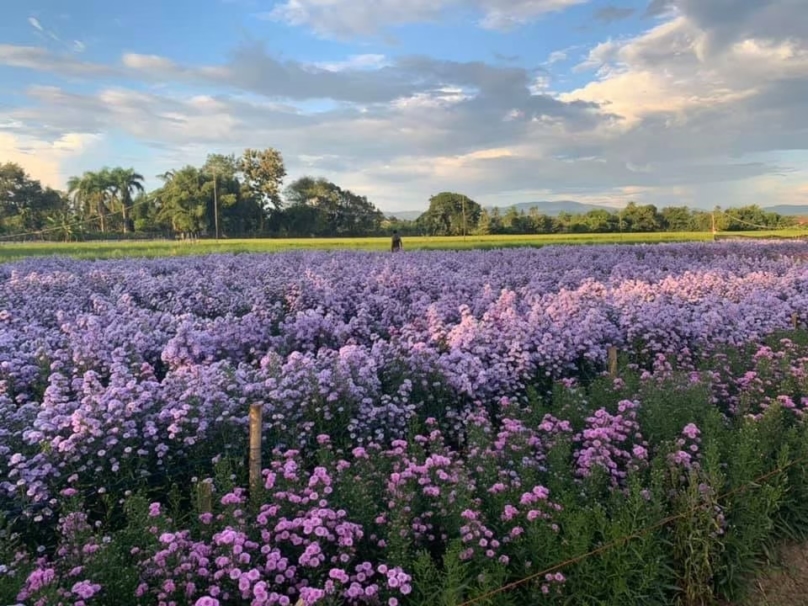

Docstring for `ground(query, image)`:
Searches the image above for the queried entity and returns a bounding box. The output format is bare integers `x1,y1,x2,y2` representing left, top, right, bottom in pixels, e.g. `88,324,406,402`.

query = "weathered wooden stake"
197,481,212,514
792,312,799,330
608,346,618,378
249,403,263,496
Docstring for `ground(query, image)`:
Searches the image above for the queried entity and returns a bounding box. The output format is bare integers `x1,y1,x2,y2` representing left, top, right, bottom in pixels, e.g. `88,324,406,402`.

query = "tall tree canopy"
240,148,287,213
0,163,65,234
278,177,385,237
107,167,145,233
417,192,482,236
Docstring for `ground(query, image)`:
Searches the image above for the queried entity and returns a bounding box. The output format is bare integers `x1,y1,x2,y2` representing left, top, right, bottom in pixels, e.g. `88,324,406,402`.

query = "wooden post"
608,346,618,378
249,403,263,497
792,312,799,330
197,481,212,514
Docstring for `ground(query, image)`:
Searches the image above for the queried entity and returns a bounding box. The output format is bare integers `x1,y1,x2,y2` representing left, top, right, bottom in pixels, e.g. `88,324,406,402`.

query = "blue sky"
1,0,807,211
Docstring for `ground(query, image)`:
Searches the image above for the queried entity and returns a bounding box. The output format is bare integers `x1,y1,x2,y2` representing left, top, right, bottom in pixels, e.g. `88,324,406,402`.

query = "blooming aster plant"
3,242,808,604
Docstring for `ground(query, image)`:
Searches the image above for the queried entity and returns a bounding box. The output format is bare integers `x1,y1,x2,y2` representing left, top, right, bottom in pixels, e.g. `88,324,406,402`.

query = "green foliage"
0,163,67,236
239,147,287,212
0,513,30,604
411,541,477,606
106,167,145,233
154,165,211,234
0,154,802,241
620,202,665,232
279,176,385,237
7,337,808,604
417,192,482,236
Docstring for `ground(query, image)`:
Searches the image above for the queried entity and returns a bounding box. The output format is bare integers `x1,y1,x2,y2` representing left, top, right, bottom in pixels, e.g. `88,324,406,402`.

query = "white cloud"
0,131,101,188
391,87,475,110
528,75,551,94
0,44,112,76
264,0,588,38
122,53,178,71
313,54,388,72
562,8,808,132
2,0,808,210
476,0,587,30
28,17,43,32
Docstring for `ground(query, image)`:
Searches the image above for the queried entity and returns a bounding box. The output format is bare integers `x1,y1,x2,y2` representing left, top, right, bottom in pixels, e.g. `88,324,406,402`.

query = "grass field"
1,230,806,261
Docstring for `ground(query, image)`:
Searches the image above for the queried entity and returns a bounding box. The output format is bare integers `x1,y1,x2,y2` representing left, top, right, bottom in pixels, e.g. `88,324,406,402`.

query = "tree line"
0,150,800,241
0,148,385,241
397,193,797,236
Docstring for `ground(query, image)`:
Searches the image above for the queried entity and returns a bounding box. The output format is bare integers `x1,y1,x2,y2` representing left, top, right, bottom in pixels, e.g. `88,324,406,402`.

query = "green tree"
722,205,786,231
555,211,575,233
621,202,663,232
488,208,505,234
240,148,287,222
527,207,554,234
584,209,619,233
0,163,66,236
107,167,145,233
502,207,532,233
201,155,242,237
282,177,384,237
131,191,161,233
689,209,714,232
204,154,239,180
660,206,693,232
476,209,493,235
152,166,210,236
417,192,481,236
67,171,113,233
46,210,81,242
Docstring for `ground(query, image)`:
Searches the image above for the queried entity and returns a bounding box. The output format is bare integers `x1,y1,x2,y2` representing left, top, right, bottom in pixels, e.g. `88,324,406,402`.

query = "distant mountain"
497,200,614,216
763,205,808,216
386,210,423,221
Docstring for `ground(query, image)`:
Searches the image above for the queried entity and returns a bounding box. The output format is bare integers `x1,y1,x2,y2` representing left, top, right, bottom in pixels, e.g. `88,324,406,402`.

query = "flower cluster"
668,423,702,471
3,242,808,604
573,400,649,486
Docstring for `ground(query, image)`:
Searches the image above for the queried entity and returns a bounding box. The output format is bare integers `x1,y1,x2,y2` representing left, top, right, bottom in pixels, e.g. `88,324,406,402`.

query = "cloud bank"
1,0,806,210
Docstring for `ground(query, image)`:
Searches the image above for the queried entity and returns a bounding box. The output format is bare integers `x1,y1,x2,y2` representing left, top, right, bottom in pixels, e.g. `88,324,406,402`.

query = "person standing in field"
391,230,403,252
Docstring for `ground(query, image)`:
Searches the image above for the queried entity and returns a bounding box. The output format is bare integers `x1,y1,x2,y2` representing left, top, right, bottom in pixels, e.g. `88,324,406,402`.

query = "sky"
0,0,807,212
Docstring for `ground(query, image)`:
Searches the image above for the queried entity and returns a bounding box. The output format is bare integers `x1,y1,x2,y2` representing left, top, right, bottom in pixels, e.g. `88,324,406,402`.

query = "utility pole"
462,196,467,240
213,168,219,242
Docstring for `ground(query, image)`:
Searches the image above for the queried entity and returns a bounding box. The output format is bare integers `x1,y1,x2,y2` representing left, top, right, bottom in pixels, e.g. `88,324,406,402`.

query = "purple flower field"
4,242,808,606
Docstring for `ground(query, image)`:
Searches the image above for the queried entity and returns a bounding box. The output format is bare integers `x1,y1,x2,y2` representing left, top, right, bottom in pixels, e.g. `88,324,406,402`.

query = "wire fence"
0,196,160,242
458,441,808,605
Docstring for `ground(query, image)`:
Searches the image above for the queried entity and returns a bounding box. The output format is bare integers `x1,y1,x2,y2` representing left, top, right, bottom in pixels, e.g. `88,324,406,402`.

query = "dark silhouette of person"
391,230,403,252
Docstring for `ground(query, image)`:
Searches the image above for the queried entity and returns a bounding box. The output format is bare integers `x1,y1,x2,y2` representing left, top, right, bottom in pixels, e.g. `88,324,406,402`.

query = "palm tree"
67,171,112,234
153,166,208,237
108,167,144,233
157,170,176,183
